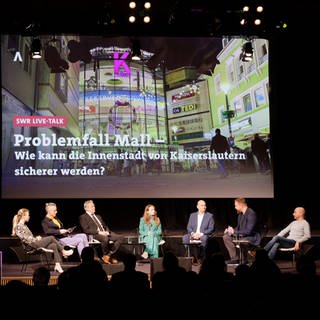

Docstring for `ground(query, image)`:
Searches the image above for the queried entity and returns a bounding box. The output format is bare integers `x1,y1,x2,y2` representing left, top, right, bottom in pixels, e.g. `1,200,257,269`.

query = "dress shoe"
102,255,111,264
248,250,256,258
54,263,64,273
62,249,74,258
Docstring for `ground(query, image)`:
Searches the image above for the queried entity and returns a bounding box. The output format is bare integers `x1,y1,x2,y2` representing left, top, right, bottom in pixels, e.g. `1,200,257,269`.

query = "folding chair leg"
185,245,190,257
45,253,51,269
21,254,29,272
159,245,165,257
41,252,52,270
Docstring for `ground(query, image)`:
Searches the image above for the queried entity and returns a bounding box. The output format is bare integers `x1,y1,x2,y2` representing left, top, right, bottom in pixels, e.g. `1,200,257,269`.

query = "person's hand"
192,232,201,239
228,226,234,235
36,235,42,240
294,242,300,251
60,229,68,234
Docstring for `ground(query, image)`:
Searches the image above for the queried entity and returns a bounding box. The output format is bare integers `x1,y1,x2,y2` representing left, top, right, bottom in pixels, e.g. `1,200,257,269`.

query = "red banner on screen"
13,116,67,127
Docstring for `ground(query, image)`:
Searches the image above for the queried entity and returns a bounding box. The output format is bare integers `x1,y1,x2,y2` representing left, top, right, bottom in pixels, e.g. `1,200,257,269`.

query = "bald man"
264,207,311,259
182,200,215,263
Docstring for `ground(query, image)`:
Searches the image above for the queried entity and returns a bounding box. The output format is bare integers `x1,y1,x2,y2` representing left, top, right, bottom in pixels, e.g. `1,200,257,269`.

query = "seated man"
264,206,311,259
41,202,89,257
223,197,261,264
182,200,215,263
79,200,124,264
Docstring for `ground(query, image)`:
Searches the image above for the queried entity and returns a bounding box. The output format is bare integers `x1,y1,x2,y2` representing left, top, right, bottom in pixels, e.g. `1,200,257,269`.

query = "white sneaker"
62,249,73,257
141,251,148,259
54,263,64,273
158,240,165,246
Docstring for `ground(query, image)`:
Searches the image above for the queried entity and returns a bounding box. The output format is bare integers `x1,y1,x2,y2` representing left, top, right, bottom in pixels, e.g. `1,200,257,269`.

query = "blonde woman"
12,208,73,273
139,204,163,258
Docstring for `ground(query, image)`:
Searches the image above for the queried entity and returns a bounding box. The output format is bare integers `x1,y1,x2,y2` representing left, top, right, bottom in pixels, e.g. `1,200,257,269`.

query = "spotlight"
128,1,151,23
240,3,264,28
30,38,42,59
240,41,253,62
143,16,150,23
131,39,141,61
243,41,253,56
254,19,261,25
129,15,136,23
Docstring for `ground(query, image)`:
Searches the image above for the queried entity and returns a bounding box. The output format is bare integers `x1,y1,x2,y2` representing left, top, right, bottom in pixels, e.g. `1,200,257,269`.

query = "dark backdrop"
0,196,318,237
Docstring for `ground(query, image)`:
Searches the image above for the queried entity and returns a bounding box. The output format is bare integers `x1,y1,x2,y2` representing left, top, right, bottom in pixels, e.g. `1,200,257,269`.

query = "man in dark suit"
223,197,261,264
182,200,215,263
79,200,124,264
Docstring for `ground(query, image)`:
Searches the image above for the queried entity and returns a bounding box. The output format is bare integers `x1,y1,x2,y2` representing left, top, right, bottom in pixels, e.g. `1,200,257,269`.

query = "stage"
1,231,319,286
2,257,320,286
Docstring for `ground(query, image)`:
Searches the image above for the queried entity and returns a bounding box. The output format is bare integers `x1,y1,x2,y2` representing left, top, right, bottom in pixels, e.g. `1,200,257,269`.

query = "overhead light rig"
3,1,290,38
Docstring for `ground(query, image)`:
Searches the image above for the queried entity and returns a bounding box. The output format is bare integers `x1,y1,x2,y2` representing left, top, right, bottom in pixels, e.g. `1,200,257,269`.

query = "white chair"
159,239,166,256
278,247,296,266
88,235,101,245
232,238,250,264
278,241,315,267
87,235,102,259
184,241,201,258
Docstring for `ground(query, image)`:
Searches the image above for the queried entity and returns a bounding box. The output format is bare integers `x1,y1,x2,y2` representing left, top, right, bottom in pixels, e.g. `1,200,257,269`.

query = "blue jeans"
216,159,227,177
264,236,295,259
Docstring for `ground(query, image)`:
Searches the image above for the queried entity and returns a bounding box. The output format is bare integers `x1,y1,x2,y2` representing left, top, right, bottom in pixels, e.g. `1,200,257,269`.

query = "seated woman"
41,202,89,257
139,204,163,259
12,208,73,273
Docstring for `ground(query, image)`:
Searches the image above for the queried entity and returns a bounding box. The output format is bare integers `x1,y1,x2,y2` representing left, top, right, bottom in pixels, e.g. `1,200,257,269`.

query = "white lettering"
13,51,23,62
